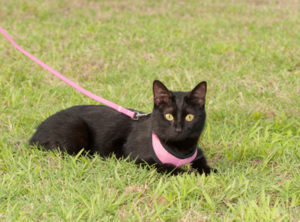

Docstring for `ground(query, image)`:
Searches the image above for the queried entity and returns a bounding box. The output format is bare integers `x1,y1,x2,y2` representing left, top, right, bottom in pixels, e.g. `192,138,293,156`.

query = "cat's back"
65,105,134,137
37,105,131,131
65,105,130,124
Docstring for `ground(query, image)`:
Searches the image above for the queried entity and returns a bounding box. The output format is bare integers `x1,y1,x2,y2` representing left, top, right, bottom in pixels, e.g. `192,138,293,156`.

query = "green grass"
1,0,299,221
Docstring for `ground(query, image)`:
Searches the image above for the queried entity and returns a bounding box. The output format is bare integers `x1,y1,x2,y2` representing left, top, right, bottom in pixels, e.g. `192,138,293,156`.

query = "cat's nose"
175,127,182,133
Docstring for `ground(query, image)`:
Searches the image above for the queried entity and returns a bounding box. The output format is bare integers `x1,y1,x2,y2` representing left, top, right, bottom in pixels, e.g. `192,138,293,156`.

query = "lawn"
0,0,299,221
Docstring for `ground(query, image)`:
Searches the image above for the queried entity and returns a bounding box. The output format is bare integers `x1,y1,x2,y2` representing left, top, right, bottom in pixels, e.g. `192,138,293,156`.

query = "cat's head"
152,80,207,142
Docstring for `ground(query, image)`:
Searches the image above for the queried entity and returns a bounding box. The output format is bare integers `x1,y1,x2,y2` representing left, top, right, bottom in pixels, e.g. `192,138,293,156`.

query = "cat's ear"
188,81,207,107
153,80,172,106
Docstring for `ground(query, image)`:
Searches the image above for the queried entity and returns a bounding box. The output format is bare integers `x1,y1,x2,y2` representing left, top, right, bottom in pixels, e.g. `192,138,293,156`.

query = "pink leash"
0,26,137,119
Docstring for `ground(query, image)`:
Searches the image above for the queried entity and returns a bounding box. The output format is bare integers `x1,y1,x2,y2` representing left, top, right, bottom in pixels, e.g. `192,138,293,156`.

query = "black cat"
30,80,216,175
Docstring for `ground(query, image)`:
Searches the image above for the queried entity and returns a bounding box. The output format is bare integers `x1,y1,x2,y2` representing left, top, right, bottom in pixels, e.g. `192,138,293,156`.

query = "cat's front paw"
211,168,218,174
198,167,217,175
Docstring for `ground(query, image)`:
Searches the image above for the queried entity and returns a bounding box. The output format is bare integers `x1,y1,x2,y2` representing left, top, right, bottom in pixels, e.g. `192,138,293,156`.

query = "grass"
0,0,299,221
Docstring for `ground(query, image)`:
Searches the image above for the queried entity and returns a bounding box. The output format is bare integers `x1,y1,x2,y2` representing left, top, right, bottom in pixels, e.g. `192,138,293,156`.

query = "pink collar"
152,132,197,167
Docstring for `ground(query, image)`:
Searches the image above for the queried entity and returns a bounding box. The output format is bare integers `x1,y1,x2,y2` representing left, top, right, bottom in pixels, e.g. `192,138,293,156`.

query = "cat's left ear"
188,81,207,107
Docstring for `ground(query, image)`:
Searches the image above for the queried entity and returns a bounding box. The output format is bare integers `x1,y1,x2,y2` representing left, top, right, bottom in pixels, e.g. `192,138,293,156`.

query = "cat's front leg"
191,148,217,175
155,164,188,175
134,158,188,175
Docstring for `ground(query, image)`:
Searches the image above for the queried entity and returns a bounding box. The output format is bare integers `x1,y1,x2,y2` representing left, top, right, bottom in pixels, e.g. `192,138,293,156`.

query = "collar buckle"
133,112,150,120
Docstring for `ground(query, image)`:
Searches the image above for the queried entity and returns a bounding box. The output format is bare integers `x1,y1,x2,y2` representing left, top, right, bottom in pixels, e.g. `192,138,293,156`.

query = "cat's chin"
159,134,188,142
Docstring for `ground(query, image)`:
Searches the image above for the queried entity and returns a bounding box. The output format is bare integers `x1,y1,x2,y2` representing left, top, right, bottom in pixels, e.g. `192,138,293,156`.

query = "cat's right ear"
153,80,172,106
188,81,207,107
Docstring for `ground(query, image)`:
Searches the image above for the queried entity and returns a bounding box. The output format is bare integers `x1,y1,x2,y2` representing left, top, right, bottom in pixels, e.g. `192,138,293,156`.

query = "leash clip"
133,112,150,120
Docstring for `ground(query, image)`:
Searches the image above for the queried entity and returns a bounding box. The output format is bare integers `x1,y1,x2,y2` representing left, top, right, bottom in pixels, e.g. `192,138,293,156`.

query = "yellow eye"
185,114,194,122
165,113,174,121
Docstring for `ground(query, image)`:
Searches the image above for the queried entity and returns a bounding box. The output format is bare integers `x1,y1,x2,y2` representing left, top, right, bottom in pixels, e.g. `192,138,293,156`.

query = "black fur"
30,80,216,175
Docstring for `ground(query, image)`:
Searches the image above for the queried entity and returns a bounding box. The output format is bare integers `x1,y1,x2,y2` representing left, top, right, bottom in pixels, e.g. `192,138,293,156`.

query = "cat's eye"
185,114,194,122
165,113,174,121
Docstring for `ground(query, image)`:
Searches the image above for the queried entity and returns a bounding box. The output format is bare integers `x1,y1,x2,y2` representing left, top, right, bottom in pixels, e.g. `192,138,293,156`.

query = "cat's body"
30,80,215,175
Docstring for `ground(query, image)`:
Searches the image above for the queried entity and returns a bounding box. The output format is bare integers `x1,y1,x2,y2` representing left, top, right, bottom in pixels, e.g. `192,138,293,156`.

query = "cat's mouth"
162,133,187,142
